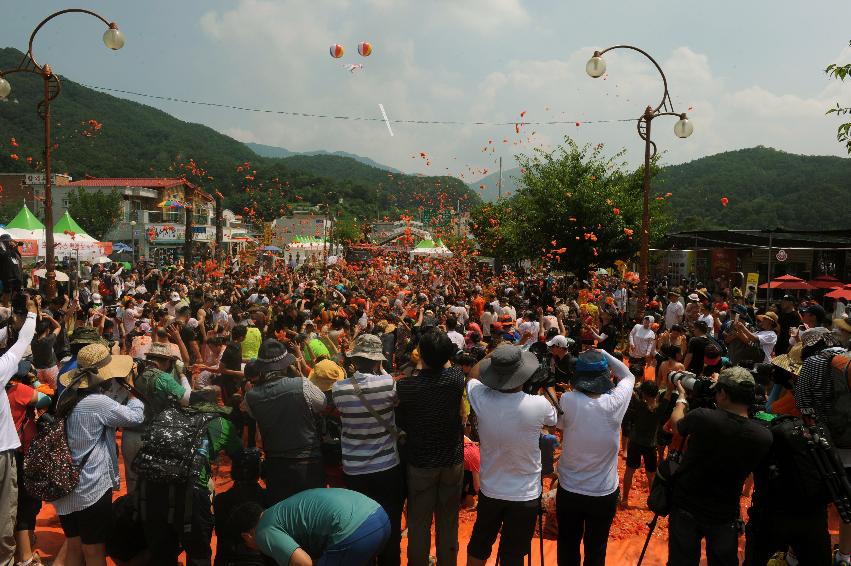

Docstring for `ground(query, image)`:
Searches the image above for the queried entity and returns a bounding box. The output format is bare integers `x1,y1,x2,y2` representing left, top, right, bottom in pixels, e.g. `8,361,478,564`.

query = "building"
654,228,851,291
271,210,330,247
61,178,248,264
0,173,72,213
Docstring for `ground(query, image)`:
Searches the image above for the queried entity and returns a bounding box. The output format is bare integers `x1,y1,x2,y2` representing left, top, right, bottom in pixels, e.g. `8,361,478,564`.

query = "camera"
105,305,119,318
668,370,714,398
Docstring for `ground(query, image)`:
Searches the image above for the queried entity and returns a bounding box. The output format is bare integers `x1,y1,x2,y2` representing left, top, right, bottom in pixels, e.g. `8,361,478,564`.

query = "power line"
79,83,638,128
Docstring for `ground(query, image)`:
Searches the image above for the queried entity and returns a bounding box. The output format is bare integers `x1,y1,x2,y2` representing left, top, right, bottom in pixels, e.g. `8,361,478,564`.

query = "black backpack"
131,406,219,484
751,412,831,510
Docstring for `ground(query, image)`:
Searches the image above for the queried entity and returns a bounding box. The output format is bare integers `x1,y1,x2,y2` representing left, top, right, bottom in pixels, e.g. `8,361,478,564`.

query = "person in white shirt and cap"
165,291,182,317
628,315,657,376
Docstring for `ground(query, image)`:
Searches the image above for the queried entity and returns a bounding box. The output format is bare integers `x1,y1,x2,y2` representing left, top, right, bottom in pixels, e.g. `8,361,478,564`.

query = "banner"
746,272,759,293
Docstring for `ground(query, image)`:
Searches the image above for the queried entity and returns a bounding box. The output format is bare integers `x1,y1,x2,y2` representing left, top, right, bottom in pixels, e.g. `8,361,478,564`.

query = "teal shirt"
256,488,380,564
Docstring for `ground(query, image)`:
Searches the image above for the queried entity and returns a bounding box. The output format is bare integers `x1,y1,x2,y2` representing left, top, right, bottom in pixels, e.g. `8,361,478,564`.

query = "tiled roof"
67,178,191,188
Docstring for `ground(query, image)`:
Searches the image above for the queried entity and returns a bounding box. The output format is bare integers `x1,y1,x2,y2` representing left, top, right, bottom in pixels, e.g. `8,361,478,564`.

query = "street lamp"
0,9,124,297
586,45,692,303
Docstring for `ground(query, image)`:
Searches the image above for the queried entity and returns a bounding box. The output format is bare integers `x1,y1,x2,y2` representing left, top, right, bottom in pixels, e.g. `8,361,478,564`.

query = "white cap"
170,292,181,302
92,293,102,304
187,318,199,329
546,335,570,348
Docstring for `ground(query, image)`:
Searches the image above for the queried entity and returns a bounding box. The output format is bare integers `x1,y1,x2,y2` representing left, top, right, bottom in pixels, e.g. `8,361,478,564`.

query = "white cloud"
196,2,851,179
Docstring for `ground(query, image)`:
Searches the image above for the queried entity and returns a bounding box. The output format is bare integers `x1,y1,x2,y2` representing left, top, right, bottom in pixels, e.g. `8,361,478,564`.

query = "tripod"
635,513,660,566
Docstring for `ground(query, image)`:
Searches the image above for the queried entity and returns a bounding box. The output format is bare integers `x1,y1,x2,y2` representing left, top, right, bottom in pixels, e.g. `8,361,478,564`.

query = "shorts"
14,451,41,531
626,442,657,473
59,489,114,544
467,493,539,563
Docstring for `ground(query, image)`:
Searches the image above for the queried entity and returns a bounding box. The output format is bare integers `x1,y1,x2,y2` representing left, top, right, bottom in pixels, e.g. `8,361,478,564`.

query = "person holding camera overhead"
666,367,772,566
465,345,558,566
556,349,634,566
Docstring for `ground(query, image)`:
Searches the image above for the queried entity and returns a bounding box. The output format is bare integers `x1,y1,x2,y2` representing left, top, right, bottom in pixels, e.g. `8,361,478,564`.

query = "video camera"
668,370,714,400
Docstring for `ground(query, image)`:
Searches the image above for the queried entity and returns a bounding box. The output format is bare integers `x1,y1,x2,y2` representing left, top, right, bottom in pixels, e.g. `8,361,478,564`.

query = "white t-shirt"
557,351,634,497
664,301,684,330
467,379,557,501
517,320,540,342
698,314,715,334
755,330,778,362
481,312,494,337
449,305,469,327
446,330,466,352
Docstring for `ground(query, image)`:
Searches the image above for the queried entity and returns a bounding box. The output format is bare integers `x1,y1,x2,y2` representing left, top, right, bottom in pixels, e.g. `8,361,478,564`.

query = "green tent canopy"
415,239,437,248
6,204,45,231
53,211,91,237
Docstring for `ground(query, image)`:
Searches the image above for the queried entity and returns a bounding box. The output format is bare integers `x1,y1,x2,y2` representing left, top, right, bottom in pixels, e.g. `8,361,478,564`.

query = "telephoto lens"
668,370,697,390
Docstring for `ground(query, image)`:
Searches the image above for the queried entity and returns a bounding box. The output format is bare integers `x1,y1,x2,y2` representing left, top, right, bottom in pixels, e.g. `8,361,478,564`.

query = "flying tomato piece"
357,42,372,56
330,44,345,58
720,197,729,207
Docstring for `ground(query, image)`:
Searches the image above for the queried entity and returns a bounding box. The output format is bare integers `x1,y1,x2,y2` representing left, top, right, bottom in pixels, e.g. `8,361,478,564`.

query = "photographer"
556,349,634,566
667,367,773,566
465,345,558,566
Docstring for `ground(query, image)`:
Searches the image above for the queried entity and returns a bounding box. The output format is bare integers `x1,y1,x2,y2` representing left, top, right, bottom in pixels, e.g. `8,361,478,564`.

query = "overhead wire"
79,83,638,128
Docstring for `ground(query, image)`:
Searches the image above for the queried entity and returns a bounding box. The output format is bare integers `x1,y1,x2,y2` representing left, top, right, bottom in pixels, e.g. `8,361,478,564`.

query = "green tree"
0,199,24,225
67,188,123,240
826,43,851,153
333,214,363,245
470,137,671,272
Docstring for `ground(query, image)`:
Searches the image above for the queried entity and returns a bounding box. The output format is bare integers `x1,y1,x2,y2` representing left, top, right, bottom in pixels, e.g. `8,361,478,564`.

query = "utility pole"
498,156,502,200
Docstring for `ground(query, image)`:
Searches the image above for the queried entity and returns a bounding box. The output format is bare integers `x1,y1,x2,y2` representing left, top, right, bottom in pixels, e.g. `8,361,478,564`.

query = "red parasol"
826,284,851,301
758,274,817,290
808,274,844,289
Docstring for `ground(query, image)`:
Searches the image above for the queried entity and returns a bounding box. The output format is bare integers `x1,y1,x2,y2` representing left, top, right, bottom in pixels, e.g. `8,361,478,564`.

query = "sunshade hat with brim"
346,333,387,361
800,326,841,349
70,326,108,346
756,311,780,329
478,345,540,392
771,343,804,377
146,341,180,361
59,343,134,389
254,339,296,374
572,350,615,395
309,359,347,392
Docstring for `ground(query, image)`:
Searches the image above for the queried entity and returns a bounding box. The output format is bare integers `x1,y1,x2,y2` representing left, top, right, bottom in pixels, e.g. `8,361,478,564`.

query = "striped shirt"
331,372,399,476
53,394,144,516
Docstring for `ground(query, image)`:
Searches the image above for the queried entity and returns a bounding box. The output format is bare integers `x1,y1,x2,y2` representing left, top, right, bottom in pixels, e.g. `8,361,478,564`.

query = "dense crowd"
0,247,849,566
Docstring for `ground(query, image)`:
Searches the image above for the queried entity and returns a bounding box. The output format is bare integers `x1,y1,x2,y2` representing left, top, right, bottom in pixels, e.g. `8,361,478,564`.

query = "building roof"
66,178,213,203
662,229,851,250
67,178,191,188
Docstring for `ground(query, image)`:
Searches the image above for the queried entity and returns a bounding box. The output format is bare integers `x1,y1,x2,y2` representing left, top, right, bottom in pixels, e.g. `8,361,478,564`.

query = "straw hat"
771,343,804,377
59,343,134,389
756,311,780,329
835,318,851,334
146,341,180,361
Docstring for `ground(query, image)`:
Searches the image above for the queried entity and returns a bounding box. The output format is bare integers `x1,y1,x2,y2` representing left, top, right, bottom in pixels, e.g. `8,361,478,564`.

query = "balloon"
720,197,729,207
330,44,345,58
357,41,372,56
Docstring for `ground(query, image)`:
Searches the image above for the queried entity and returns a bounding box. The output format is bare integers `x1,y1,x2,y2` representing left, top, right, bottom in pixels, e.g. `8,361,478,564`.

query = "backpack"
131,406,218,484
826,351,851,449
23,417,101,502
752,412,831,510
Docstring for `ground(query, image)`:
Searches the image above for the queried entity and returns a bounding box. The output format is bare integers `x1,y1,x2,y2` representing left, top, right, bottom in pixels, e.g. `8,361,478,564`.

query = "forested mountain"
0,47,478,221
246,142,400,173
470,146,851,230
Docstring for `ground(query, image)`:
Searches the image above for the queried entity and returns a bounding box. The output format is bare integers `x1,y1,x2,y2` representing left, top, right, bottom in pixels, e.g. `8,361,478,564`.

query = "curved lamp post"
0,9,124,297
586,46,692,303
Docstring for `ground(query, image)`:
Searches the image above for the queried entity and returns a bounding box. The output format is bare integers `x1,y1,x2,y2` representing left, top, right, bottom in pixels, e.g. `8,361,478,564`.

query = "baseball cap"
170,292,181,302
781,294,795,302
546,335,571,348
92,293,102,305
711,366,755,392
799,304,827,322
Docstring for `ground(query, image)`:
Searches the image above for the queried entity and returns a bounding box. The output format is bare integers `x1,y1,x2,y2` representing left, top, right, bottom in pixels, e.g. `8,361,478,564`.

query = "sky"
2,0,851,180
